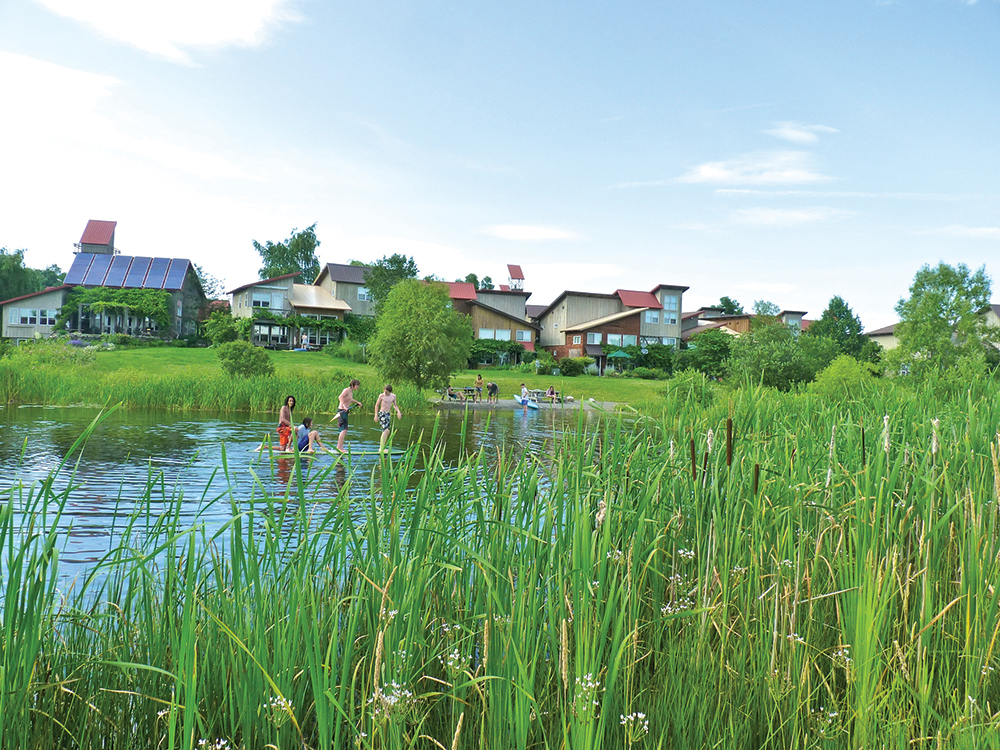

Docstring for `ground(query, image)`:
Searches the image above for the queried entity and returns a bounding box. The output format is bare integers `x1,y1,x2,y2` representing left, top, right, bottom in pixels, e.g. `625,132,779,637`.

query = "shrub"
170,339,188,347
810,355,877,398
664,368,716,407
204,310,241,345
217,340,275,378
629,366,661,380
559,357,585,377
327,338,367,363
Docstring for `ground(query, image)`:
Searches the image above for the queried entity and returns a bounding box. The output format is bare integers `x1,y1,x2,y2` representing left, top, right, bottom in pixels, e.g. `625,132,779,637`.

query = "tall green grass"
5,378,1000,748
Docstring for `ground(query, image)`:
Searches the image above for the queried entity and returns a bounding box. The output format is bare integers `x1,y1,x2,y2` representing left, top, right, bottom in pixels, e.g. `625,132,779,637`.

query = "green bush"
203,310,241,345
326,338,367,363
169,339,188,347
810,355,877,398
559,357,591,377
663,368,716,406
629,366,661,380
217,340,275,378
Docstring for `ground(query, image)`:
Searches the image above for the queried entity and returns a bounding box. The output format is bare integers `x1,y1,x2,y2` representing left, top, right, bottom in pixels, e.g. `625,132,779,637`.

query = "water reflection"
1,404,597,577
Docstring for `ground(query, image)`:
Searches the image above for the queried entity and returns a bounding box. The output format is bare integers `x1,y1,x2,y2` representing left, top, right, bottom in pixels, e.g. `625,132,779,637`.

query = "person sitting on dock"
546,385,557,404
447,386,464,402
296,417,325,452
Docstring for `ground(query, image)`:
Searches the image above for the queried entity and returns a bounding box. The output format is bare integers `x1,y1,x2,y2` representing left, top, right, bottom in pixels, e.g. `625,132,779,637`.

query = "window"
623,335,637,347
573,335,581,345
640,336,660,347
251,291,271,308
479,328,495,339
606,333,622,346
587,332,602,345
644,310,659,324
495,329,511,341
662,337,677,347
42,309,57,325
8,309,18,324
516,329,532,342
19,309,39,325
663,296,679,325
357,286,370,301
176,300,183,317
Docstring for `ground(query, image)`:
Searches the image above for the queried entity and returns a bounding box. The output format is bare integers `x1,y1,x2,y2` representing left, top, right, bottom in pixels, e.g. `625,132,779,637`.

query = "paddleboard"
513,394,540,410
253,447,321,458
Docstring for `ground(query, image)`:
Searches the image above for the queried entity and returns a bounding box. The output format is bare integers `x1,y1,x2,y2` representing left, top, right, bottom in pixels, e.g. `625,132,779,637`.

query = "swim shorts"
337,409,349,431
277,424,292,449
378,411,392,431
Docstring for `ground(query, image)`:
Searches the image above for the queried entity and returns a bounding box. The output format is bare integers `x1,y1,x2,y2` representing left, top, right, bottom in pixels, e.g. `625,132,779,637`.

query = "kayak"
513,394,539,410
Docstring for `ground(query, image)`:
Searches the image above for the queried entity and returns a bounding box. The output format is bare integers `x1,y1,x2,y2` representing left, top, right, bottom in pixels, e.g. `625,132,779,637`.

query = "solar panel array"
64,253,192,291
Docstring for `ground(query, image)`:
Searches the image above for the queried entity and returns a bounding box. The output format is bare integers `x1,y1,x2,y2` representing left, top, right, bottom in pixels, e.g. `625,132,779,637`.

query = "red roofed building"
507,264,524,290
78,220,117,254
443,279,539,360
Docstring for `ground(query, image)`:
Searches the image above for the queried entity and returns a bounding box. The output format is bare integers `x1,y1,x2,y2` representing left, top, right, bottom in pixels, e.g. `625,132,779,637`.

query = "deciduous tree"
368,280,472,390
252,224,320,281
893,262,996,371
752,299,780,317
717,296,744,315
364,254,419,315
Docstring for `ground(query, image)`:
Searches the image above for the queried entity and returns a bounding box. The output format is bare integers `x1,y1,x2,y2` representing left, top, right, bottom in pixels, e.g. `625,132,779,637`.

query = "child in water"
296,417,325,452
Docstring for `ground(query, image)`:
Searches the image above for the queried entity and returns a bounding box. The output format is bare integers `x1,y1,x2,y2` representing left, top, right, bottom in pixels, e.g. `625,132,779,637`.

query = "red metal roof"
616,289,662,309
1,284,72,307
499,284,510,292
80,220,117,246
447,282,478,301
507,264,524,280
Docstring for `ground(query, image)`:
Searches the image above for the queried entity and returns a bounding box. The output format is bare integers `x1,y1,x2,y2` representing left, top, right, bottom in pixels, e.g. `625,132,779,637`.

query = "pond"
1,403,598,581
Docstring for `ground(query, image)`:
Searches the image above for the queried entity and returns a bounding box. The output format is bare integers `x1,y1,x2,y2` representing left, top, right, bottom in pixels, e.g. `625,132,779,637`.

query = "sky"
1,0,998,328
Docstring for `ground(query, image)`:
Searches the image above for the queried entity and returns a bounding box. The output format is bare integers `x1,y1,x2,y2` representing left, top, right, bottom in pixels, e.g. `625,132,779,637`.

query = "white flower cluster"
370,681,417,721
573,673,602,718
677,548,695,561
786,633,805,644
197,740,230,750
607,549,625,564
661,597,694,616
440,646,465,677
620,711,649,742
268,696,292,712
832,646,852,667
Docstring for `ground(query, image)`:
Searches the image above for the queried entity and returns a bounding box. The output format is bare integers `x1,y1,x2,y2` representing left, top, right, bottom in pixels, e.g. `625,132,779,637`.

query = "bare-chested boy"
336,379,363,453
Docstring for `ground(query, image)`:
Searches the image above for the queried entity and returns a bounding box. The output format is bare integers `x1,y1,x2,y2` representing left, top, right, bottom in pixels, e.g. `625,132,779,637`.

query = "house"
537,284,687,370
228,272,351,348
1,285,73,343
314,263,374,317
680,307,808,343
865,323,899,351
2,220,206,341
445,282,539,359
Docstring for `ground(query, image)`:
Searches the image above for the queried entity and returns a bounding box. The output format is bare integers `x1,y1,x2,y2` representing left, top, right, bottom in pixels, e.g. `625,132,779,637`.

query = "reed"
4,377,1000,748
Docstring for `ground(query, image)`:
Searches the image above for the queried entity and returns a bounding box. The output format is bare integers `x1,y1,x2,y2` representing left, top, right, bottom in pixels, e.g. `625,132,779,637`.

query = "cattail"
931,418,940,456
706,429,714,454
669,439,675,462
451,711,465,750
882,415,890,455
483,617,491,668
595,498,607,529
373,629,385,688
825,424,836,488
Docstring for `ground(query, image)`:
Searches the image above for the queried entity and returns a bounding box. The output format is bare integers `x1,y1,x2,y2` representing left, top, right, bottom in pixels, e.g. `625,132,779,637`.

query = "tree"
688,327,732,379
204,310,240,344
807,296,866,357
368,280,472,390
728,319,836,390
480,276,494,290
37,264,65,288
463,273,480,290
217,340,275,378
0,248,41,299
364,254,419,315
717,296,744,315
893,262,996,372
194,264,226,299
752,299,780,317
253,224,320,281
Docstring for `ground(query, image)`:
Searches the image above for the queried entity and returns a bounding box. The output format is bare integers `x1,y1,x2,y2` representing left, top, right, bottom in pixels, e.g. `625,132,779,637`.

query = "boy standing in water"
336,379,363,453
373,384,403,453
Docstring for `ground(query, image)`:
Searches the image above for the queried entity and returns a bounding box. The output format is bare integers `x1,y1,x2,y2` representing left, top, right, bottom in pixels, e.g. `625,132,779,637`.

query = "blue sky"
1,0,997,327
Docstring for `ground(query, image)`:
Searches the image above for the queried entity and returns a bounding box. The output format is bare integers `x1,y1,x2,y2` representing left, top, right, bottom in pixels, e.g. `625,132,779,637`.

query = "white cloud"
677,151,832,185
938,225,1000,239
763,122,839,144
716,189,974,200
33,0,300,63
731,207,851,226
0,52,255,180
485,225,583,241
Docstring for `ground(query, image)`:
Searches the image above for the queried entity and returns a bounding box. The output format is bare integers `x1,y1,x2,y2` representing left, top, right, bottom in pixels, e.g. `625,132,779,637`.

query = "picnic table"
528,389,562,404
440,386,477,402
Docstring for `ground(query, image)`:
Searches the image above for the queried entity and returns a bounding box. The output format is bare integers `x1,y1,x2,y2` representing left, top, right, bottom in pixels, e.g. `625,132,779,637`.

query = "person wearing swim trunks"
373,384,403,453
296,417,325,452
474,374,484,403
277,395,296,451
336,379,363,453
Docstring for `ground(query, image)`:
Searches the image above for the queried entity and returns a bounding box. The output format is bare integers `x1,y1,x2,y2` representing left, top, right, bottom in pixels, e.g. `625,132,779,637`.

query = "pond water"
1,403,597,580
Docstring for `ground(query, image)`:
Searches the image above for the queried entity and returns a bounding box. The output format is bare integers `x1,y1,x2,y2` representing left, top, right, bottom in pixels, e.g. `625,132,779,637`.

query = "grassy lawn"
91,348,668,408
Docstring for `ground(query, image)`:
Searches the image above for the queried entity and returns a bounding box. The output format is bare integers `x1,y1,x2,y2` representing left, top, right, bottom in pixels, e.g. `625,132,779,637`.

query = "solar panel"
123,257,152,288
163,260,188,291
64,254,95,285
145,258,170,289
82,254,114,286
104,256,132,288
